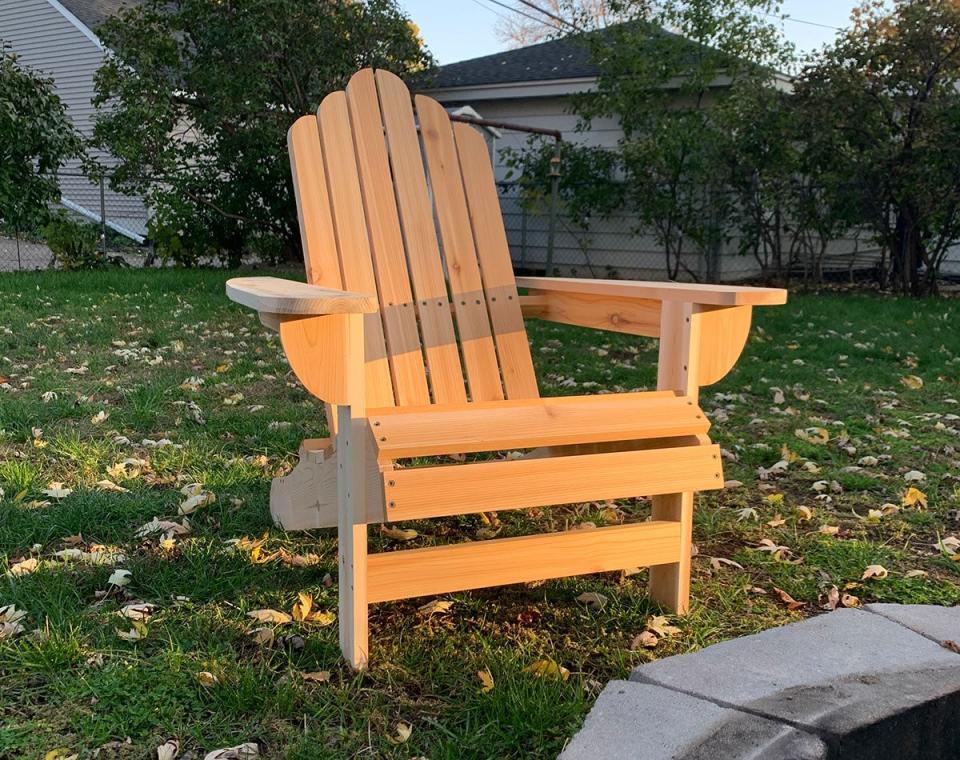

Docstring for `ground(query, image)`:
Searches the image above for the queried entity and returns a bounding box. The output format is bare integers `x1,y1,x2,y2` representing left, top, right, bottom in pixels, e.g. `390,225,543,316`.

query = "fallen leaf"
904,470,926,483
523,659,570,681
42,482,73,499
390,722,412,744
203,743,259,760
904,569,929,578
108,569,132,587
861,564,889,581
773,587,805,610
247,609,293,625
418,599,454,616
795,506,813,522
646,615,681,637
630,631,659,650
900,374,924,390
819,585,840,611
901,487,928,510
795,427,829,445
302,670,331,683
247,627,275,646
156,740,179,760
117,622,148,641
819,525,840,536
709,557,744,571
477,668,495,693
197,671,220,687
291,591,313,622
576,592,608,610
766,514,787,528
179,490,215,515
941,640,960,654
119,603,155,620
841,593,862,608
380,525,418,541
43,750,77,760
8,557,38,577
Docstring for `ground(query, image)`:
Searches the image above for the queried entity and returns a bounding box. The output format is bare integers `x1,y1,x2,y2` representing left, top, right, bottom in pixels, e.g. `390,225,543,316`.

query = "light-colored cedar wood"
369,392,709,460
417,95,504,401
317,92,395,410
383,444,723,520
649,301,702,613
226,277,377,316
287,116,342,288
375,69,466,404
367,521,683,603
453,122,540,399
278,315,357,405
517,276,788,307
345,70,431,407
518,295,549,319
337,313,369,668
697,304,752,386
269,436,387,531
524,288,662,337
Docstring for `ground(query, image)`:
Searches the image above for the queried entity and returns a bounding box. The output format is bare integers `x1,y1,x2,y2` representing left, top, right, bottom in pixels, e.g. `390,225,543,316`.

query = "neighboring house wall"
0,0,147,240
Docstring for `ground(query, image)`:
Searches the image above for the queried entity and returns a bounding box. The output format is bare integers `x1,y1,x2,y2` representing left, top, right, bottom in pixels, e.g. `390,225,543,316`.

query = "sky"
399,1,864,65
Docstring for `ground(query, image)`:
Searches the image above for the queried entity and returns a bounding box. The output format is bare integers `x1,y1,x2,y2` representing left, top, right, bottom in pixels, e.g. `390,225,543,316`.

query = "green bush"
42,211,125,270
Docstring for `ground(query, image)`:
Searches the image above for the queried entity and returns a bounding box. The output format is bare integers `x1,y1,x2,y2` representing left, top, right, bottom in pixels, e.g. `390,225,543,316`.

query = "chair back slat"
317,91,395,409
345,70,431,406
417,95,504,401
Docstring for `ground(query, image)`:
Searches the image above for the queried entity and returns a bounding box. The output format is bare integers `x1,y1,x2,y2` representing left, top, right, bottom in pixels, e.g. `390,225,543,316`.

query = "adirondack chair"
226,68,787,669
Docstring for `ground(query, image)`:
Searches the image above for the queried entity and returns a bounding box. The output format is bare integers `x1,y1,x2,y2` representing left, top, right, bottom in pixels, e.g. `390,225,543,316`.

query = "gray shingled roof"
428,35,598,90
58,0,146,33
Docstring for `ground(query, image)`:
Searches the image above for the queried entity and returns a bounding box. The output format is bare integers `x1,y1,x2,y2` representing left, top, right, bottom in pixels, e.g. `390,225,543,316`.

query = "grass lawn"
1,268,959,759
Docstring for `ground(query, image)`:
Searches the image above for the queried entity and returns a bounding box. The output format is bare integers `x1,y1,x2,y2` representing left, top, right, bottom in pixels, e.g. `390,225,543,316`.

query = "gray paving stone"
866,603,960,643
630,608,960,733
560,680,827,760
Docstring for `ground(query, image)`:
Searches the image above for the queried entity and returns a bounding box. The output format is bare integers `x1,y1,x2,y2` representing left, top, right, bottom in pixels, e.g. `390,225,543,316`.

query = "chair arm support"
517,276,787,307
226,276,378,317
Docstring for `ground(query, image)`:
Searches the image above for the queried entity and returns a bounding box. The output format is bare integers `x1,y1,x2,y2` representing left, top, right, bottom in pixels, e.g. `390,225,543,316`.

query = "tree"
573,0,793,280
0,47,82,234
494,0,627,47
793,0,960,295
92,0,432,266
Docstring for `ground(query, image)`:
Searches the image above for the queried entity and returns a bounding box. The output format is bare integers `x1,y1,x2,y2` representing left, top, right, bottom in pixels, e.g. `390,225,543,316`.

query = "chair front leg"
649,301,701,614
336,313,369,669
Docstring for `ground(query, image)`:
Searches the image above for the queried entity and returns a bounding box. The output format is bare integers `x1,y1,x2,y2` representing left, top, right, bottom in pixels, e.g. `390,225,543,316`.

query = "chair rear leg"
648,491,693,613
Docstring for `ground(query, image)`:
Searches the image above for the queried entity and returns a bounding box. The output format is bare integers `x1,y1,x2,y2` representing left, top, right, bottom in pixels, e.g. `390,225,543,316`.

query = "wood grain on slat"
383,444,723,520
345,70,431,407
417,95,503,401
318,91,395,409
367,521,683,603
524,289,662,337
697,304,752,386
454,122,540,399
517,276,788,307
370,392,708,460
226,277,377,315
375,69,466,404
287,116,342,289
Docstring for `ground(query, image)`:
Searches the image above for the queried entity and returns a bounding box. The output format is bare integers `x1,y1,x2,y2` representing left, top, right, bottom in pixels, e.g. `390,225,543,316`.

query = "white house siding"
0,0,147,240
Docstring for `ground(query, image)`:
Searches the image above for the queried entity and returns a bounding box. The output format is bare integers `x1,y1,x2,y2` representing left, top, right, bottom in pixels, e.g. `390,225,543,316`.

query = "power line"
760,10,843,32
465,0,513,23
512,0,585,33
478,0,567,31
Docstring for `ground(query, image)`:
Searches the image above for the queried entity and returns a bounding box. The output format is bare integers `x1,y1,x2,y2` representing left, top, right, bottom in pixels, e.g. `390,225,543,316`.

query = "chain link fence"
0,171,151,272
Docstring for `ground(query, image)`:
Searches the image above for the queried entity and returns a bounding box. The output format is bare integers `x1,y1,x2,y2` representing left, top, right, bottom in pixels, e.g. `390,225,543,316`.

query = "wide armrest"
226,276,378,315
517,276,787,307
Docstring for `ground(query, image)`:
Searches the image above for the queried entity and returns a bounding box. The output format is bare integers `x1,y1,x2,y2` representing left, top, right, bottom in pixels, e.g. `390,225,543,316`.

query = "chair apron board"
224,66,787,669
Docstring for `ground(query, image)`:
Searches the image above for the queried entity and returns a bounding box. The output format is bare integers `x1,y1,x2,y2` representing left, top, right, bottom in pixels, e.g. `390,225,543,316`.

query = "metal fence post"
545,143,561,277
15,223,22,271
99,170,108,259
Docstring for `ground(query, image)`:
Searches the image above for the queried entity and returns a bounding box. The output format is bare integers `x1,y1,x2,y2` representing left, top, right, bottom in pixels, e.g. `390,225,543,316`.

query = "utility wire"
478,0,567,31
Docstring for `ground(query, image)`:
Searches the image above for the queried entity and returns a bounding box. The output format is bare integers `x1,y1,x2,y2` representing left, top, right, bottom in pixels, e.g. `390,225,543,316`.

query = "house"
0,0,148,242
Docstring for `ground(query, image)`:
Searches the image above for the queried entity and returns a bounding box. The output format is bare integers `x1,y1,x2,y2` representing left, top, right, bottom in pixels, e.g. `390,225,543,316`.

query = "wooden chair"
226,68,787,669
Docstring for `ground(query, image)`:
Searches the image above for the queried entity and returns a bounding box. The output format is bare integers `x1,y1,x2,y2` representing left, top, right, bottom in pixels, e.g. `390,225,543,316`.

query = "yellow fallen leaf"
8,557,38,577
524,659,570,681
380,525,418,541
44,750,77,760
795,506,813,522
841,593,862,608
291,591,313,622
795,427,829,445
390,721,412,744
247,609,293,625
861,564,889,581
901,487,928,510
900,374,923,390
764,493,785,505
477,668,495,693
197,671,219,687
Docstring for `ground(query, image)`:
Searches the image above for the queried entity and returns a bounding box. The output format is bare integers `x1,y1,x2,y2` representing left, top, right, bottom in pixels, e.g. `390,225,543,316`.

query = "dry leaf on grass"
900,374,924,390
197,671,220,687
477,668,495,693
418,599,453,617
576,592,607,610
247,627,275,646
795,427,830,445
204,743,259,760
42,482,73,499
646,615,681,637
819,585,840,611
773,587,805,610
156,740,178,760
108,569,132,587
630,631,659,650
380,525,418,541
302,670,331,683
861,564,889,581
8,557,38,577
524,659,570,681
841,593,862,608
709,557,744,571
902,487,928,509
290,593,336,626
389,722,413,744
247,609,293,625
